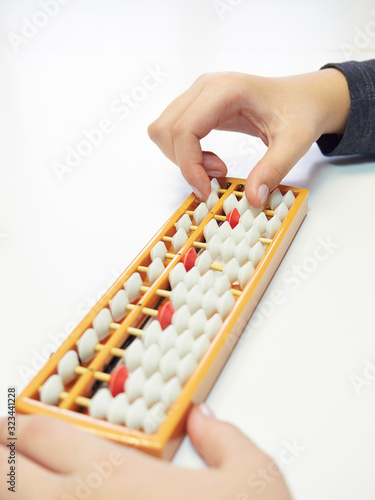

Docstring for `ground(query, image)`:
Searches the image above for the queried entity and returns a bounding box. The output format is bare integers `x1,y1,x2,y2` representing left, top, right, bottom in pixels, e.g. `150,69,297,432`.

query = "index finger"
171,84,240,200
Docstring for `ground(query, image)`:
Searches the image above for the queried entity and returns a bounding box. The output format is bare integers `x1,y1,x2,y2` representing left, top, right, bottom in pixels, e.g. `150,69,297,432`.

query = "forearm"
317,59,375,156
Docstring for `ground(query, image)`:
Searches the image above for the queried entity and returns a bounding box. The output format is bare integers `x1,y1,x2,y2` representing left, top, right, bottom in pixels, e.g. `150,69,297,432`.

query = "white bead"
213,274,231,296
40,374,63,405
206,234,221,260
253,212,268,235
159,348,180,381
176,213,192,233
240,211,254,231
93,308,113,340
206,191,219,210
196,250,213,274
245,226,260,247
158,325,178,354
107,393,129,424
232,223,246,244
109,290,129,322
238,261,255,289
234,239,251,266
78,328,99,363
186,284,203,313
170,281,188,310
266,215,282,238
204,313,223,340
143,372,163,407
177,353,197,385
125,338,144,372
125,366,146,402
218,221,232,241
210,178,221,193
183,267,201,290
201,289,219,318
141,344,161,377
175,330,194,357
283,190,295,209
188,309,207,339
220,237,236,263
223,193,238,215
172,228,188,252
192,334,210,362
147,257,164,284
58,350,79,384
172,304,191,334
237,195,251,215
248,205,263,218
142,321,162,349
198,269,215,293
143,402,166,433
203,219,219,241
275,201,288,222
193,202,209,225
223,258,240,283
89,388,112,419
125,272,143,302
267,188,283,210
125,397,147,430
217,290,236,319
150,241,167,262
161,377,181,409
169,262,186,289
249,241,265,267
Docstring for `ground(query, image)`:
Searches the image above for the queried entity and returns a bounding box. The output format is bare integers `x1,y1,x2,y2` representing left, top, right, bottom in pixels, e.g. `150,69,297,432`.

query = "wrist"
314,68,351,135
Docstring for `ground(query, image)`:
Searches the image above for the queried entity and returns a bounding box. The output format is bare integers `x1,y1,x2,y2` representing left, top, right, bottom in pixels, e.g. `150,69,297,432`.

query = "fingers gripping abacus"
16,177,308,459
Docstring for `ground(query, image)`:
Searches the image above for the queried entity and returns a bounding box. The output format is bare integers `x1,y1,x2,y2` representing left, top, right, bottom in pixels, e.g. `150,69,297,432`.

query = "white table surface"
1,1,375,498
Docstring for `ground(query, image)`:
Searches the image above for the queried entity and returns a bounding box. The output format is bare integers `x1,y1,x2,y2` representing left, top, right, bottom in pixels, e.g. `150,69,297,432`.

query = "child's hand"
0,405,292,500
148,69,350,206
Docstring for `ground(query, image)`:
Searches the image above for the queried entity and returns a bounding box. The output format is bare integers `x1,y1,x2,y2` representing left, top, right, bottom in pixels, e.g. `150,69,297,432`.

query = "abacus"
16,177,308,459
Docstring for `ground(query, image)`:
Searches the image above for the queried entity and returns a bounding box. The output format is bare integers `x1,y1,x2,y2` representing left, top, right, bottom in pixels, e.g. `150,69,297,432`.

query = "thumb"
186,404,263,469
245,136,310,207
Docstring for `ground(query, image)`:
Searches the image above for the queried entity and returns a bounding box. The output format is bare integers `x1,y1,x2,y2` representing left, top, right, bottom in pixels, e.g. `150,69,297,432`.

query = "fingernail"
199,403,215,417
191,186,202,200
205,171,223,178
257,184,269,206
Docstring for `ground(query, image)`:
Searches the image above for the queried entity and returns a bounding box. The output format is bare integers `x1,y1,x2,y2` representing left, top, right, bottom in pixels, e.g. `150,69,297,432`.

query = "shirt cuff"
316,60,375,156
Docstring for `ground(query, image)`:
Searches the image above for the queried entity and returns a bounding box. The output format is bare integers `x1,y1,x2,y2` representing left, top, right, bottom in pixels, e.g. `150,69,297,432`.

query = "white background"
1,1,375,498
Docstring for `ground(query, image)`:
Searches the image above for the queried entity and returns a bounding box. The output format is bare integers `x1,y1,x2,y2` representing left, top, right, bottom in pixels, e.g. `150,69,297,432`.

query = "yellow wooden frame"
16,177,308,459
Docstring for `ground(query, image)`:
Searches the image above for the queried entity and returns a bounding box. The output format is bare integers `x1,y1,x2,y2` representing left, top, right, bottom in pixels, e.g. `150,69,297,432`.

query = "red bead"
226,208,240,229
157,301,175,330
181,247,197,271
109,365,128,397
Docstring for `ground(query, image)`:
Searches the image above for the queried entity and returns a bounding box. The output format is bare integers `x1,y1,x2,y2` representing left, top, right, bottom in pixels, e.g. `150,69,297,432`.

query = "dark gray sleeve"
316,60,375,156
